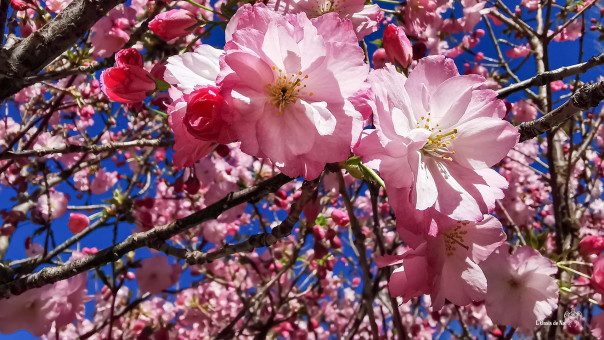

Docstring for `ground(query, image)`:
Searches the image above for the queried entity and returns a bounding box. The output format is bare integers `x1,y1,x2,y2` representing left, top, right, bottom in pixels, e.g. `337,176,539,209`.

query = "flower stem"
556,263,591,279
360,164,386,190
182,0,223,17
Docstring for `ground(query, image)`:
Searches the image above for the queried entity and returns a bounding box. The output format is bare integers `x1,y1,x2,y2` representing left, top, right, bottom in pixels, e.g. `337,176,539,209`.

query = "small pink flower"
511,99,538,123
506,44,531,58
550,80,568,92
383,24,413,69
136,256,181,294
481,245,558,332
90,169,119,194
68,213,90,234
149,9,198,41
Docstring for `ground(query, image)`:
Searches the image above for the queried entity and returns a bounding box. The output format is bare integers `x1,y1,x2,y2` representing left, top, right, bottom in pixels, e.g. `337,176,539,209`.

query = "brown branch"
0,173,294,298
15,2,167,90
0,0,8,46
497,52,604,99
547,0,600,41
336,170,380,340
518,80,604,141
152,178,319,265
570,116,603,166
0,0,127,100
0,138,169,160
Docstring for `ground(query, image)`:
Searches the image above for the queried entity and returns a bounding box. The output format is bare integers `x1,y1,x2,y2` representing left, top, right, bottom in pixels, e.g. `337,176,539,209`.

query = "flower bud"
183,86,225,141
68,213,90,234
372,48,387,69
149,9,198,41
383,24,413,68
115,48,143,67
100,65,156,103
331,209,349,227
579,235,604,256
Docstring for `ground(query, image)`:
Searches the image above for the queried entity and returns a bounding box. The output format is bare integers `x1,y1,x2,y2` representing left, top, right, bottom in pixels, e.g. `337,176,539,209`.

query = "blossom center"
266,66,311,114
308,0,341,16
416,113,457,161
444,222,470,256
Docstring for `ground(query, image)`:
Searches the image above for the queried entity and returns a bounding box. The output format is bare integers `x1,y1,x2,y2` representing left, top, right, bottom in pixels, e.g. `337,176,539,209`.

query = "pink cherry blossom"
164,45,232,167
511,99,538,123
36,189,69,220
384,215,505,309
218,4,367,179
506,44,531,58
480,245,559,332
136,255,182,294
354,57,519,228
90,5,137,58
267,0,383,39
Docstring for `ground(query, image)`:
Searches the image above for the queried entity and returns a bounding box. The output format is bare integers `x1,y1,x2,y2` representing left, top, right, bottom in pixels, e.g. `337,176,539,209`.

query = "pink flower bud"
303,196,319,225
313,225,325,241
68,213,90,234
149,9,198,41
372,48,387,69
475,52,484,62
183,86,226,141
330,235,342,249
331,209,349,227
593,254,604,294
100,64,156,103
115,48,143,67
382,24,413,68
579,235,604,256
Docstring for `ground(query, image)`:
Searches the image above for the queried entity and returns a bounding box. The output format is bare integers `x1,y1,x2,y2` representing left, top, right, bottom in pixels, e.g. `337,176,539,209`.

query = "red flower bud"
115,48,143,67
100,65,156,103
68,213,90,234
383,24,413,68
579,235,604,256
183,86,226,141
372,48,387,69
331,209,350,227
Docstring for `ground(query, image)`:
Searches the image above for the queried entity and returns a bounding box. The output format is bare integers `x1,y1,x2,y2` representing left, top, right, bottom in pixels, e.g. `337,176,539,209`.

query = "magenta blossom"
219,4,367,179
354,57,518,234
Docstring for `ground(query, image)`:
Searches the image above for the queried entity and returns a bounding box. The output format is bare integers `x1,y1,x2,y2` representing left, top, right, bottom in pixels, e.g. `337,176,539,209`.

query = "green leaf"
154,78,171,91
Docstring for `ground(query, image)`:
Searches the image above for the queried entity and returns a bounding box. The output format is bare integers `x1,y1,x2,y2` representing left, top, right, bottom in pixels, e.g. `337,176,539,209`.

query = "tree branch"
153,178,319,265
497,52,604,99
0,0,8,46
0,0,126,100
518,80,604,141
0,173,294,298
0,138,169,160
